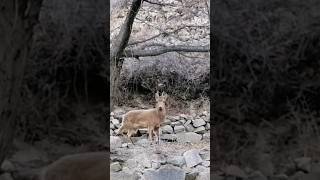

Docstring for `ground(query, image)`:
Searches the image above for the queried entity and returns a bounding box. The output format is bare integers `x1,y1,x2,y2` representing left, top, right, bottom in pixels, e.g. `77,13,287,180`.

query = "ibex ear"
162,92,168,101
155,91,160,101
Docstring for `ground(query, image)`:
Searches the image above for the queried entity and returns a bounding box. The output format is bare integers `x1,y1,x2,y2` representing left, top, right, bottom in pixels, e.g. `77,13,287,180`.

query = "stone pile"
110,110,210,142
110,145,210,180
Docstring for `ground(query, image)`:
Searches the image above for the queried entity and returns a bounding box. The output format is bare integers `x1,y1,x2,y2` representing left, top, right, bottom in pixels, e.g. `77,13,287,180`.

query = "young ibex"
117,91,168,144
39,152,108,180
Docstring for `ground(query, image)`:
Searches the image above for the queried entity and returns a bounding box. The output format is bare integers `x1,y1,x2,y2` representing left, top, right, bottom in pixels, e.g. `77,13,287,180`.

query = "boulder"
110,136,122,149
174,125,185,133
167,156,185,167
162,125,174,134
183,149,203,168
192,118,206,127
110,162,122,172
194,126,206,134
176,132,202,143
142,164,185,180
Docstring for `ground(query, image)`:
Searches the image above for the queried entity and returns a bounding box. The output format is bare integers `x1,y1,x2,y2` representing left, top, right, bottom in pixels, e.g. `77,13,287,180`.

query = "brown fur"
118,91,168,144
39,152,108,180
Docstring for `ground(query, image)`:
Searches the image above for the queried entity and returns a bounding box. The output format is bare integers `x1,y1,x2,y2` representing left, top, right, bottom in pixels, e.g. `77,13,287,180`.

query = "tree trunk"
0,0,43,165
110,0,143,109
110,58,124,109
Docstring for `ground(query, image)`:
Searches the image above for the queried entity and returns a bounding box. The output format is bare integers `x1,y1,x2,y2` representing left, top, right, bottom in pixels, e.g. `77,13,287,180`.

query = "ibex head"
155,91,168,112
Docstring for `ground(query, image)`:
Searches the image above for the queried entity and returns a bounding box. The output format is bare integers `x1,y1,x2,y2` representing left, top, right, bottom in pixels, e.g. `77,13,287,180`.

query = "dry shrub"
117,52,209,105
213,0,320,167
17,0,108,143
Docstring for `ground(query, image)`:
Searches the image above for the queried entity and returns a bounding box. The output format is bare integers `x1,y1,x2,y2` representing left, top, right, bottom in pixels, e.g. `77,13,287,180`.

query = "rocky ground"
211,156,320,180
109,108,210,180
1,106,320,180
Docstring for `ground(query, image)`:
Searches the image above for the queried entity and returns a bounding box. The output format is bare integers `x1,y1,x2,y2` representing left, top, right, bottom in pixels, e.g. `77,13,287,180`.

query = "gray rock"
160,134,177,141
185,172,199,180
294,157,312,172
110,129,114,135
162,125,174,134
0,173,13,180
248,171,267,180
1,160,15,172
205,123,210,130
183,149,203,168
168,116,180,121
194,165,209,172
172,121,182,126
224,165,247,178
110,136,122,149
192,118,206,127
180,114,190,120
136,139,150,146
202,160,210,167
152,154,167,165
110,123,115,129
194,126,206,134
167,156,185,167
143,164,185,180
114,115,123,121
202,133,210,140
196,171,210,180
111,172,140,180
163,119,171,125
152,161,161,169
199,151,210,161
180,119,186,124
174,125,185,133
114,123,121,128
184,120,192,126
113,109,125,115
176,132,202,143
110,162,122,172
138,154,152,168
201,111,209,117
126,159,137,169
121,143,128,148
182,166,193,174
186,124,195,132
111,118,120,125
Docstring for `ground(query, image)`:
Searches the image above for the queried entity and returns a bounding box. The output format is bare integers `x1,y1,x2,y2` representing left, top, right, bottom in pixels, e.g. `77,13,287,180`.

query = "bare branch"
123,45,209,57
143,0,174,6
128,25,209,46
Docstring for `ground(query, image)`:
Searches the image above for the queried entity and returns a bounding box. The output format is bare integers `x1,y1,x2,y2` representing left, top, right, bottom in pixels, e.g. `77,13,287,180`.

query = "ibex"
39,152,108,180
117,91,168,144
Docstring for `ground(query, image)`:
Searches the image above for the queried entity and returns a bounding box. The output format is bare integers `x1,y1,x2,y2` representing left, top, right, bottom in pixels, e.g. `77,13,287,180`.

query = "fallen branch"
143,0,174,6
123,45,210,57
128,25,209,46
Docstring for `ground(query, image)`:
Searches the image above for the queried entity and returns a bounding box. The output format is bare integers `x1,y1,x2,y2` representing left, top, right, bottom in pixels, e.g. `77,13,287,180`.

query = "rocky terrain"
110,108,210,180
211,157,320,180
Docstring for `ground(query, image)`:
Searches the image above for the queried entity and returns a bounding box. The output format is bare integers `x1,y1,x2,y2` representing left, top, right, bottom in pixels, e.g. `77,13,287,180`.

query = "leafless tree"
0,0,43,165
110,0,209,108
